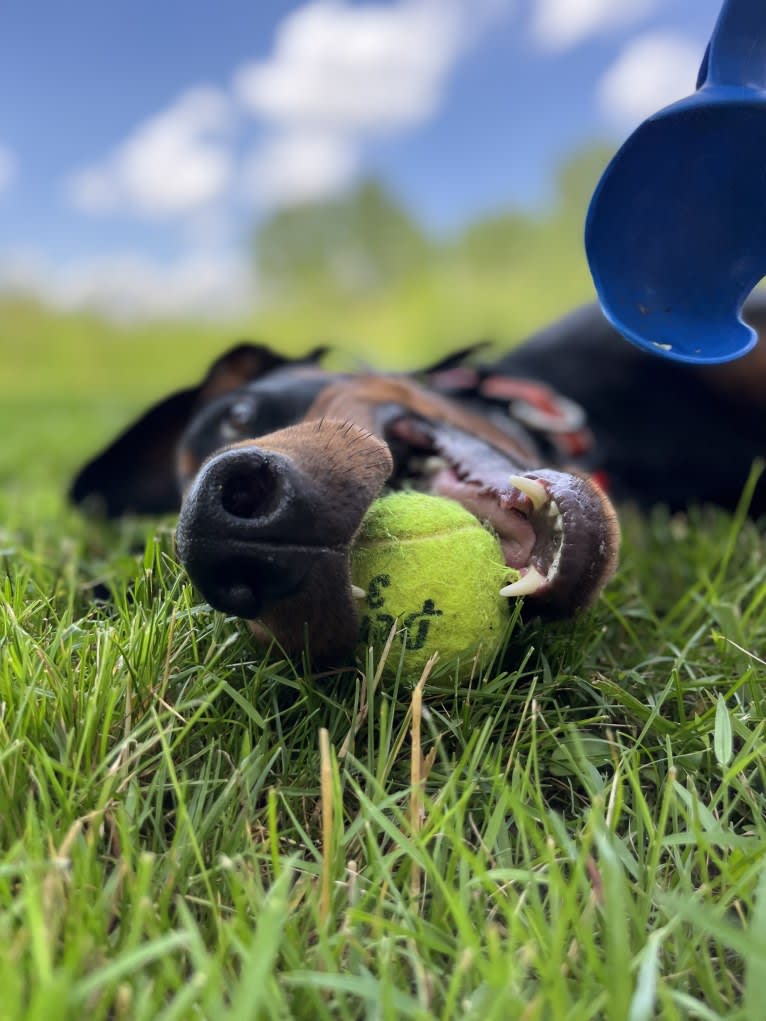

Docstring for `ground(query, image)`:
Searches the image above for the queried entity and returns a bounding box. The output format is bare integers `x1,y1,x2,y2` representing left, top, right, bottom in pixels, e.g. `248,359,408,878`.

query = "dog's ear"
71,342,324,517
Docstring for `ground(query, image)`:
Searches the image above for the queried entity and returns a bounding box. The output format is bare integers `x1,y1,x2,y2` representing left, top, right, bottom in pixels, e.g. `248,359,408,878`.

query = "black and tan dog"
71,300,766,664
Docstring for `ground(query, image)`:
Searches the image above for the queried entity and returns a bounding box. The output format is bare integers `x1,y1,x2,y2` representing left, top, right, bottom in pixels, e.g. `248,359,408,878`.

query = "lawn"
1,296,766,1020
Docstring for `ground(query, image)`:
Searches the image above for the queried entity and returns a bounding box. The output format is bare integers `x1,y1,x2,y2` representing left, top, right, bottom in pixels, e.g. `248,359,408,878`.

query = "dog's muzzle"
176,447,329,618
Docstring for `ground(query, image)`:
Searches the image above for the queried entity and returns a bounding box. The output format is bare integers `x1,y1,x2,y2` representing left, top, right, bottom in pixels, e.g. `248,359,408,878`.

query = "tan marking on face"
307,376,539,465
176,447,202,491
224,418,394,491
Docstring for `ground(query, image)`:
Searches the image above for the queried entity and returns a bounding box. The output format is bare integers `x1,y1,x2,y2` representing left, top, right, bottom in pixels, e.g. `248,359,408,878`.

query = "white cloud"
531,0,655,51
234,1,464,134
67,87,235,218
0,145,16,194
0,250,253,322
30,0,514,313
235,0,512,209
598,32,701,128
242,130,357,207
61,1,513,223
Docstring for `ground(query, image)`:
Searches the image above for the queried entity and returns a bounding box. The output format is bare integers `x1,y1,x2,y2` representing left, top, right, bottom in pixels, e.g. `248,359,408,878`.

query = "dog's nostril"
220,461,279,519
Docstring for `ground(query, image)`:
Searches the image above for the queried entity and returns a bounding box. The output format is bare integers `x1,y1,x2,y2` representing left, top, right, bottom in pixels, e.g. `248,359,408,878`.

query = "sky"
0,0,721,320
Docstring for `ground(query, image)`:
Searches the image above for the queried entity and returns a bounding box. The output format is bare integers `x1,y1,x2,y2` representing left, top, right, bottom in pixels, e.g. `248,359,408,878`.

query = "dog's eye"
220,399,256,441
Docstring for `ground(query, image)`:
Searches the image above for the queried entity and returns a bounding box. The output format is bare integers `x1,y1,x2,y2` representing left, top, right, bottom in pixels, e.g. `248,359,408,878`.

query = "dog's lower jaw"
507,469,620,614
246,552,361,664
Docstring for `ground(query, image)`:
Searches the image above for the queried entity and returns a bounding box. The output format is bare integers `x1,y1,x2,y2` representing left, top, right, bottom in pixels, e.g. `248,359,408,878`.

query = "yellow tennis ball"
351,491,518,677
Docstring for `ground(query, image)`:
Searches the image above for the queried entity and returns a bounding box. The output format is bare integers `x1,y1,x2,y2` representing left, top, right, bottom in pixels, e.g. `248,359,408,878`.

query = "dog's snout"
218,453,282,522
174,420,392,645
175,444,320,619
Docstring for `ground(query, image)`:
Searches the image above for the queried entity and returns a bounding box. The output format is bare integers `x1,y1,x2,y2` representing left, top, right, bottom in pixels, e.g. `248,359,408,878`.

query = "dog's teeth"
351,585,366,600
423,456,448,476
500,565,547,598
508,475,549,511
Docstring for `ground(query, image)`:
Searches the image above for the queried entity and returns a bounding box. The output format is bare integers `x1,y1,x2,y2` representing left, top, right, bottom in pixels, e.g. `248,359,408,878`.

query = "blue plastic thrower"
585,0,766,364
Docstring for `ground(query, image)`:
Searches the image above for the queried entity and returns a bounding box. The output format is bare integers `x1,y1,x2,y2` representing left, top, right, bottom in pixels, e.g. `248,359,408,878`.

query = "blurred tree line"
254,146,613,305
2,145,617,399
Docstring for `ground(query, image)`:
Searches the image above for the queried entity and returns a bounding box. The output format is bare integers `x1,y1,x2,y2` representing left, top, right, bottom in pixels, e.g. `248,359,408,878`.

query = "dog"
71,299,766,664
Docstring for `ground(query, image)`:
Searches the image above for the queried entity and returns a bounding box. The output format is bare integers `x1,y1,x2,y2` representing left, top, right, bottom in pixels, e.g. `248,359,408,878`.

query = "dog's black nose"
216,450,285,523
176,446,327,618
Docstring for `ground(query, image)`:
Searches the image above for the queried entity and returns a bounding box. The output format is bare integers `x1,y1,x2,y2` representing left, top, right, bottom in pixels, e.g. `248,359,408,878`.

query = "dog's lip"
176,530,343,617
431,464,616,610
185,537,342,554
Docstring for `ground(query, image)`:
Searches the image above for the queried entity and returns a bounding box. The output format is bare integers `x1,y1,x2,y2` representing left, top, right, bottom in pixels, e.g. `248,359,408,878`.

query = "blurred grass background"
1,147,607,497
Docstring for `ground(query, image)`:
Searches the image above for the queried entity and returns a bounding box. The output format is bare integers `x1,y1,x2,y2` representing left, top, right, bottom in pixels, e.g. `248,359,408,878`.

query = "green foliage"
249,145,613,367
553,145,615,219
255,149,612,304
256,179,431,297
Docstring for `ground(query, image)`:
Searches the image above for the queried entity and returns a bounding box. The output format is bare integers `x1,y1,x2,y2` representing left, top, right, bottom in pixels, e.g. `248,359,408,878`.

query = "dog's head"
72,342,620,663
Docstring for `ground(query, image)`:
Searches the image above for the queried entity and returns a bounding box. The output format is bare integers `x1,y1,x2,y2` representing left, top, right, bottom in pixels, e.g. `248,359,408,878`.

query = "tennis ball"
350,491,519,678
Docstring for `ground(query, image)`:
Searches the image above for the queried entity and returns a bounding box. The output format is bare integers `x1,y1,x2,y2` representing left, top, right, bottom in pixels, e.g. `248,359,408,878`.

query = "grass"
2,298,766,1019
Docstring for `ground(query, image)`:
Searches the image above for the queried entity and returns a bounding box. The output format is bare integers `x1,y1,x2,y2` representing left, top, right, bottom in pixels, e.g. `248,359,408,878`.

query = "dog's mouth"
386,416,619,614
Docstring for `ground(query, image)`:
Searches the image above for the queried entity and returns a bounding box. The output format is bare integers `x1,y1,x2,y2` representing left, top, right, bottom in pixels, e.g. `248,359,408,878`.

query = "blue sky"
0,0,720,319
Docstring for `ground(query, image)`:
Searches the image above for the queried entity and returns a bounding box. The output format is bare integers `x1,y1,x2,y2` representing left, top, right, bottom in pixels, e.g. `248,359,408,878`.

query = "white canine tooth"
351,585,367,600
508,474,549,511
500,565,548,598
423,456,448,476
